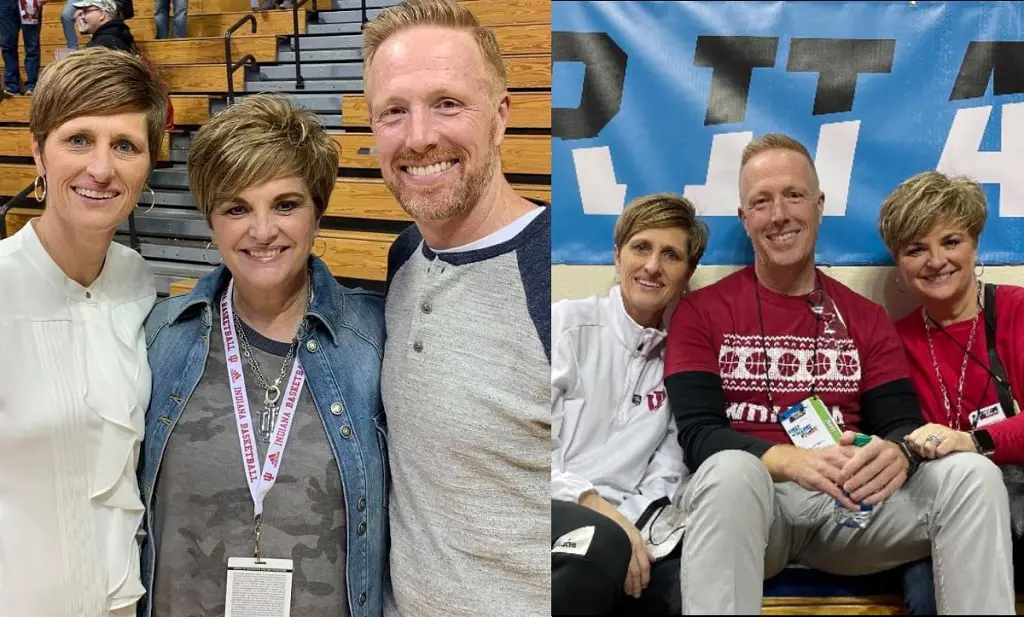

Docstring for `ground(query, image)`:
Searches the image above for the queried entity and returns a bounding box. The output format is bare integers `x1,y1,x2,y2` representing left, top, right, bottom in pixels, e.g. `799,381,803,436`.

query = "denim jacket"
137,256,388,617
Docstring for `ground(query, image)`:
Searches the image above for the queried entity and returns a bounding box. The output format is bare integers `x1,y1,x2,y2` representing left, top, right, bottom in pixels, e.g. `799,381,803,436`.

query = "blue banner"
552,1,1024,265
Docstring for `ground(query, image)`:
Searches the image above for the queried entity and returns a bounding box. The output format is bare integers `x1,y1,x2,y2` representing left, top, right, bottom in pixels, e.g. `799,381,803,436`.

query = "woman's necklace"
233,276,313,442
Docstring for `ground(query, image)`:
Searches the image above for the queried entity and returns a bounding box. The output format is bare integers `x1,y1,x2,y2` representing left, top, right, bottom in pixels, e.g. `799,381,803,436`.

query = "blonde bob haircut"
361,0,508,97
878,171,988,258
186,94,339,224
614,193,710,277
30,47,168,167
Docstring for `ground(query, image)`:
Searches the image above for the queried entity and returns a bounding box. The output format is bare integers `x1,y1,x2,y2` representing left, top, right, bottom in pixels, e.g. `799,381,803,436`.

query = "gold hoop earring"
204,241,222,266
975,261,985,280
33,175,46,202
313,234,327,258
137,186,156,214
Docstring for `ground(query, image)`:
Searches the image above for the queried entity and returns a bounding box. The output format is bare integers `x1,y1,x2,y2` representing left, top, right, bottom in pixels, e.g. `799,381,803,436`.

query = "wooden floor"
761,596,1024,614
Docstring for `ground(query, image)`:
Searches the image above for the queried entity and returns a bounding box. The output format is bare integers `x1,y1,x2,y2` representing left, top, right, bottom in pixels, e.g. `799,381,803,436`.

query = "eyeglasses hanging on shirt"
754,272,848,411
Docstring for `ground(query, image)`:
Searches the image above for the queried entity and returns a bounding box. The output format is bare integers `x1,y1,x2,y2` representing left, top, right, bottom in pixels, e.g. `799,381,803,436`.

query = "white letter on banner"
684,124,856,217
684,131,753,216
815,120,858,217
573,146,628,215
938,102,1024,217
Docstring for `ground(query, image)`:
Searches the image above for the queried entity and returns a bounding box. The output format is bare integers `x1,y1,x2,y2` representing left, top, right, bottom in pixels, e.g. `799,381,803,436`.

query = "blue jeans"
901,558,937,615
153,0,186,38
60,0,78,49
0,0,40,93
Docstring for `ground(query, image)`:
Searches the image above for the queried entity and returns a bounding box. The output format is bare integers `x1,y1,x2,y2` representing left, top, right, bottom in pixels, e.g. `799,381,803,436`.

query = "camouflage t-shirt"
152,316,349,617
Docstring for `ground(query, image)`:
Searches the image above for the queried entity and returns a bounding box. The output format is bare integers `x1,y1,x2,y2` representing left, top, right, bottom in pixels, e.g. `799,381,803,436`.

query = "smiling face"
614,226,692,328
738,148,824,274
74,6,109,34
897,219,979,308
209,176,318,293
32,111,151,236
366,25,508,223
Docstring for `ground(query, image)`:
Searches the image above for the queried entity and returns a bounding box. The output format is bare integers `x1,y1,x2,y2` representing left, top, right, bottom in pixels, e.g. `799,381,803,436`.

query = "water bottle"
833,434,875,529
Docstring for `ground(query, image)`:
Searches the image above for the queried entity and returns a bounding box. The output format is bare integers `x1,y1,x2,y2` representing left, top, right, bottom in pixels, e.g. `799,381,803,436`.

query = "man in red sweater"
665,133,1014,614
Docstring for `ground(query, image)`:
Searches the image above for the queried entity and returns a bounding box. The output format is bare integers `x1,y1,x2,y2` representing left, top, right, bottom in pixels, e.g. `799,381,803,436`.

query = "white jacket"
551,285,690,524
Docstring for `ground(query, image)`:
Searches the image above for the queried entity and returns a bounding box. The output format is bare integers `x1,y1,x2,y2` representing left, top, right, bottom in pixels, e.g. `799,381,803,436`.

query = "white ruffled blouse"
0,221,155,616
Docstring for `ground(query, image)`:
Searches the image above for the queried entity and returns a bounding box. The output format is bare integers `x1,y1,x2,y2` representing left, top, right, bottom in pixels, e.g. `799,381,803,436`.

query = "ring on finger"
926,433,944,446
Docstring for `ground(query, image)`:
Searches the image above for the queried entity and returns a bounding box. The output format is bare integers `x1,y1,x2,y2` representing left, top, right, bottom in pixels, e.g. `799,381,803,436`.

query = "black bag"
981,283,1024,540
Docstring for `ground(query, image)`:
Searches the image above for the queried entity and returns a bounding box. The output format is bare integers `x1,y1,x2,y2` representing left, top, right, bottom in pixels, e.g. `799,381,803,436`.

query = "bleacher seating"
1,0,551,296
12,1,1022,614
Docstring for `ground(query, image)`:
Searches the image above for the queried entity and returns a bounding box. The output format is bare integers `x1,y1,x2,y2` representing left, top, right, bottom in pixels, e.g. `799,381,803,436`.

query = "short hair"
30,47,168,167
186,94,339,224
877,171,988,257
614,193,709,276
740,133,819,189
362,0,507,97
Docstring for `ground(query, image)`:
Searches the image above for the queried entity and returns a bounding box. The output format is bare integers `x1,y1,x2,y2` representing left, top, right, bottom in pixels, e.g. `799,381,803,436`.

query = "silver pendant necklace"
233,274,314,442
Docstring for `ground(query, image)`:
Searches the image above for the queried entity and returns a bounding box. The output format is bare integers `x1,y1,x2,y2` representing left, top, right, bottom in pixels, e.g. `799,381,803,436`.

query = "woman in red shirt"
878,171,1024,462
878,170,1024,613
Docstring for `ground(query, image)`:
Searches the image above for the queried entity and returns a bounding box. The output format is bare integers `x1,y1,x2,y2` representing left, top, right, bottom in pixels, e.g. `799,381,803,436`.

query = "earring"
33,175,46,202
975,261,985,280
895,275,907,294
312,234,327,258
137,186,156,214
203,241,222,266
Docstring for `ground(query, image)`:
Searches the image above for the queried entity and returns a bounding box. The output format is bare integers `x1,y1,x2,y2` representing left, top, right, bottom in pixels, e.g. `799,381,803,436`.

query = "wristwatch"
970,429,996,458
894,439,921,478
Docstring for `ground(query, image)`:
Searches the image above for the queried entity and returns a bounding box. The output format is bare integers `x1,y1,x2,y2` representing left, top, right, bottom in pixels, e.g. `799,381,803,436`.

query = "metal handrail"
0,181,143,252
360,0,368,27
291,0,318,90
0,182,36,240
225,14,258,105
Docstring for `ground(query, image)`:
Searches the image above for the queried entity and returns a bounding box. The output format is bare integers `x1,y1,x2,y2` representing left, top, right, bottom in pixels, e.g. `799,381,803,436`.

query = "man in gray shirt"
362,1,550,615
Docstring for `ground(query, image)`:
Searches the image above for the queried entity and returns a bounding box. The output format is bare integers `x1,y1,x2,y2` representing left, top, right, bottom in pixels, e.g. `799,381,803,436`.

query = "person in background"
138,94,387,617
153,0,185,39
878,170,1024,610
0,0,41,95
61,0,80,50
0,47,167,616
552,193,708,616
362,0,550,615
665,133,1015,614
59,0,132,51
73,0,137,52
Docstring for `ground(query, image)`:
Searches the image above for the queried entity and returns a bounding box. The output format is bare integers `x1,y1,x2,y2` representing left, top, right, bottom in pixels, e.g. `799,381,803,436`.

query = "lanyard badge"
220,280,304,617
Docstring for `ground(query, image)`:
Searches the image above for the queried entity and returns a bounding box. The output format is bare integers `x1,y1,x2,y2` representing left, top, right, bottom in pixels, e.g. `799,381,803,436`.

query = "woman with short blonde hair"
0,46,167,616
553,193,708,616
877,171,1016,460
879,170,1024,611
139,94,388,617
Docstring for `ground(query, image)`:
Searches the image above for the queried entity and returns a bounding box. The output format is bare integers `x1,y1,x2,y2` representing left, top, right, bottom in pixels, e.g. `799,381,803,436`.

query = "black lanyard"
753,270,823,413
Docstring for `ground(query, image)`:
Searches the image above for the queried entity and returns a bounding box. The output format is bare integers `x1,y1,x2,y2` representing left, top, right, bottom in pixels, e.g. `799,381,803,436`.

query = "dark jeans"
552,499,681,615
902,539,1024,614
0,0,40,93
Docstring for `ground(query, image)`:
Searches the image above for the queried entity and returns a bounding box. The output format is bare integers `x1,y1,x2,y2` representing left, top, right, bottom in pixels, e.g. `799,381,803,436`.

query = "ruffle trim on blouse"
83,307,149,612
90,414,146,610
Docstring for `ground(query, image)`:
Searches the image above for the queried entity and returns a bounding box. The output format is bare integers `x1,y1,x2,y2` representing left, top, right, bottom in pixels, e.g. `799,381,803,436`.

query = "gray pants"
679,449,1014,614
